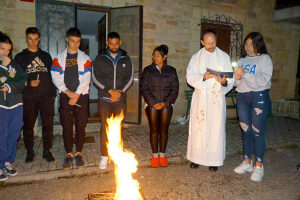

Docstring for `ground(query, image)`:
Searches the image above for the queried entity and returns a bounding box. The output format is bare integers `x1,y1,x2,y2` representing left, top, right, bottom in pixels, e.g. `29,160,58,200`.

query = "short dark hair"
26,27,40,37
0,32,13,54
153,44,169,64
0,31,12,45
241,32,268,57
201,28,218,40
107,32,120,40
66,27,81,38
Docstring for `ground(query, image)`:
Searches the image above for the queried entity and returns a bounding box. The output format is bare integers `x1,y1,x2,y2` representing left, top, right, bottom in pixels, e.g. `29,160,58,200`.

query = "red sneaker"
151,157,159,168
159,156,168,167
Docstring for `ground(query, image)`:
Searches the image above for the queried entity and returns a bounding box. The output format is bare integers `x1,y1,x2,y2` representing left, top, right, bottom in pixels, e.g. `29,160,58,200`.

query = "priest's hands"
153,102,166,110
203,72,215,80
108,89,122,102
234,67,245,80
215,75,227,85
204,72,227,85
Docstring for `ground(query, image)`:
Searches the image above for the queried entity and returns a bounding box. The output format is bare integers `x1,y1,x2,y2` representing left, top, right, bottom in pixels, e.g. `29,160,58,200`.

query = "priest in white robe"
186,29,234,171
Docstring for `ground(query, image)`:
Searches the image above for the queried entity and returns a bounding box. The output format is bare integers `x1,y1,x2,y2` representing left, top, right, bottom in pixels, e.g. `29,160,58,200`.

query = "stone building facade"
0,0,299,121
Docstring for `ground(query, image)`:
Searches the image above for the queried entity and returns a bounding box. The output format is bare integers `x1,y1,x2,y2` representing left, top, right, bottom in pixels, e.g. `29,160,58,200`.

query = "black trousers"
145,106,173,153
99,100,125,156
59,93,88,153
23,94,54,151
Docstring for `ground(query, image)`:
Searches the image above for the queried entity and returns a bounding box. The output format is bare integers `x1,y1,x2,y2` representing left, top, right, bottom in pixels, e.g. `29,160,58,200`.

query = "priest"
186,29,234,171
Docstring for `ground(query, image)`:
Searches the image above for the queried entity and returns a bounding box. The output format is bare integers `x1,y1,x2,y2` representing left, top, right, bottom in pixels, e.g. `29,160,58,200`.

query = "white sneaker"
250,165,264,182
234,161,254,174
0,169,8,181
99,156,108,170
3,162,17,176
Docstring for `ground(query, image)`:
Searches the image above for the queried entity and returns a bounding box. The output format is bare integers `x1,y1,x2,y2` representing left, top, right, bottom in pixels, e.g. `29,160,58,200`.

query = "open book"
206,68,233,78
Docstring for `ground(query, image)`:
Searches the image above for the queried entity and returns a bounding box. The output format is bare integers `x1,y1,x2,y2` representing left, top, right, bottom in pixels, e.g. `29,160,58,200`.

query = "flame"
106,111,143,200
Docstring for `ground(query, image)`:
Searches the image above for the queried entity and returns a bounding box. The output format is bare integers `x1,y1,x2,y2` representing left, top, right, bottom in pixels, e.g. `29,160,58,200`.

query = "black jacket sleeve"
140,67,159,106
163,68,179,106
44,52,57,96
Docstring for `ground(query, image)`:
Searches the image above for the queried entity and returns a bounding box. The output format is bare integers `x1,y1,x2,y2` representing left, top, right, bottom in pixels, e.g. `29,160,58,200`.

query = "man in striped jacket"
92,32,133,170
51,28,91,170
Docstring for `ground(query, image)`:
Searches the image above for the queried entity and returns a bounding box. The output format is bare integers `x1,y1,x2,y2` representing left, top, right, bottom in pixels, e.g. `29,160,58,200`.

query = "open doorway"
76,7,108,121
36,0,143,124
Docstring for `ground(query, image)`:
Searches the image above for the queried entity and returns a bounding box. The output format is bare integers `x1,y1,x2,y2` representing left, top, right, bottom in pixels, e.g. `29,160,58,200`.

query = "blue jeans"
0,106,23,169
237,90,270,163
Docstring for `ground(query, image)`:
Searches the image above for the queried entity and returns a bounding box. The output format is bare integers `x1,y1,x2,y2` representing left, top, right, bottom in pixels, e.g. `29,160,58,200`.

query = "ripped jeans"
237,90,270,163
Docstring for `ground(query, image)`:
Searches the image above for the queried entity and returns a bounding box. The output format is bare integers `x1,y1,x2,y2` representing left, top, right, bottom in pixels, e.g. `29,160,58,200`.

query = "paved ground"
0,116,299,199
2,116,299,184
0,148,299,200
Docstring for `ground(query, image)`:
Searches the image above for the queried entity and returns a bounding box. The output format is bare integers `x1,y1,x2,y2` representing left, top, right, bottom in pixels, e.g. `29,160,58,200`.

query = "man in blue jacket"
92,32,133,169
0,32,27,181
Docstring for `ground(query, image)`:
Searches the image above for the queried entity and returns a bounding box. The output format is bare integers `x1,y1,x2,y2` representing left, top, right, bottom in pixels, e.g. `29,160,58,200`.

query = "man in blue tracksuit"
92,32,133,170
0,32,27,181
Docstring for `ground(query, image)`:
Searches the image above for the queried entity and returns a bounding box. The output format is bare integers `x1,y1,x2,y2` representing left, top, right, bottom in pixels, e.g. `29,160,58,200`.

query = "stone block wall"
272,99,300,119
1,0,300,121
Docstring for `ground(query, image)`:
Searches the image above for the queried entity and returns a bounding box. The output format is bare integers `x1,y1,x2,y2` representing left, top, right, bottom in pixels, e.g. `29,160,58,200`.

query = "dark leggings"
145,106,173,153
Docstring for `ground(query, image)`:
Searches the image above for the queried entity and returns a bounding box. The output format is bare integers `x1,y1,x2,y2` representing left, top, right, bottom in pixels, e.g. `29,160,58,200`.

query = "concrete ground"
0,116,299,199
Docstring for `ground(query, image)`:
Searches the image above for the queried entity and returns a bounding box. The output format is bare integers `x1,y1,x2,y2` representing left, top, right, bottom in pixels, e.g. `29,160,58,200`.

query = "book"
206,68,233,78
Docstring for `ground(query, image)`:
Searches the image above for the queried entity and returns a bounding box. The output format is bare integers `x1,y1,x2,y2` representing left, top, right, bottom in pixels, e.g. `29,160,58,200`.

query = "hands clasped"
153,102,166,110
65,89,80,106
108,89,122,102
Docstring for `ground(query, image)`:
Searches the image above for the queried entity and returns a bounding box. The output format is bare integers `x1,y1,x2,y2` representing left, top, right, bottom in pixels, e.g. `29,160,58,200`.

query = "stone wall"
1,0,300,122
272,99,300,119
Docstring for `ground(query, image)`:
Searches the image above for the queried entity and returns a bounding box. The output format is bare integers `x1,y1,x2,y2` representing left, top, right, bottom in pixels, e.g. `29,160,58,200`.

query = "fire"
106,111,143,200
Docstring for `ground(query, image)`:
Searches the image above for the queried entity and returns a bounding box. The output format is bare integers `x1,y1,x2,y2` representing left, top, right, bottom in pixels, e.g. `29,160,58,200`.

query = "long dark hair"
241,32,268,57
152,44,168,64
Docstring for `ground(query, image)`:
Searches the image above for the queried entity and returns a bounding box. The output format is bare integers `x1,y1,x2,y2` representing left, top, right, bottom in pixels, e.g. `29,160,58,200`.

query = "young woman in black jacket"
141,45,179,167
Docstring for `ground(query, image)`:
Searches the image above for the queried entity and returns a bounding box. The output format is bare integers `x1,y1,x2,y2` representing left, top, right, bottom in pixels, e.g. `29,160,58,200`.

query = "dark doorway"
76,7,108,121
200,15,243,62
201,22,231,55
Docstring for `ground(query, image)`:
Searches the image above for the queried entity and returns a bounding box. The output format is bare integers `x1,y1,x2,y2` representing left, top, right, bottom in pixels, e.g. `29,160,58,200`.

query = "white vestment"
186,47,234,166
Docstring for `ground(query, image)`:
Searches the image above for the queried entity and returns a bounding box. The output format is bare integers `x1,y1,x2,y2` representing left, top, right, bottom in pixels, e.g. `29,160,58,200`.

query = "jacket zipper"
104,54,125,90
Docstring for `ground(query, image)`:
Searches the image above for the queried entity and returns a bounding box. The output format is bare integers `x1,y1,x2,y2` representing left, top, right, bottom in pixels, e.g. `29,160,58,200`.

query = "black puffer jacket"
141,63,179,107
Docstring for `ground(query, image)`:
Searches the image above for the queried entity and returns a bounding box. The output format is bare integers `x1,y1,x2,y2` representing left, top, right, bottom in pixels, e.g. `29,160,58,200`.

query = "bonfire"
106,111,143,200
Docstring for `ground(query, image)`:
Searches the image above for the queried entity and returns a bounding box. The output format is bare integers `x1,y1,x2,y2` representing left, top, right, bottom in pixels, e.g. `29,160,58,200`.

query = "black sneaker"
209,166,218,171
63,155,73,170
25,149,35,163
0,169,8,181
3,162,17,176
43,150,55,162
75,155,84,168
190,162,199,169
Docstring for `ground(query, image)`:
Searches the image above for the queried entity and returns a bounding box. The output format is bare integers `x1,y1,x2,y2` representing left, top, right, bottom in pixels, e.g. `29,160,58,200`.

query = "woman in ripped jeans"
233,32,273,182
